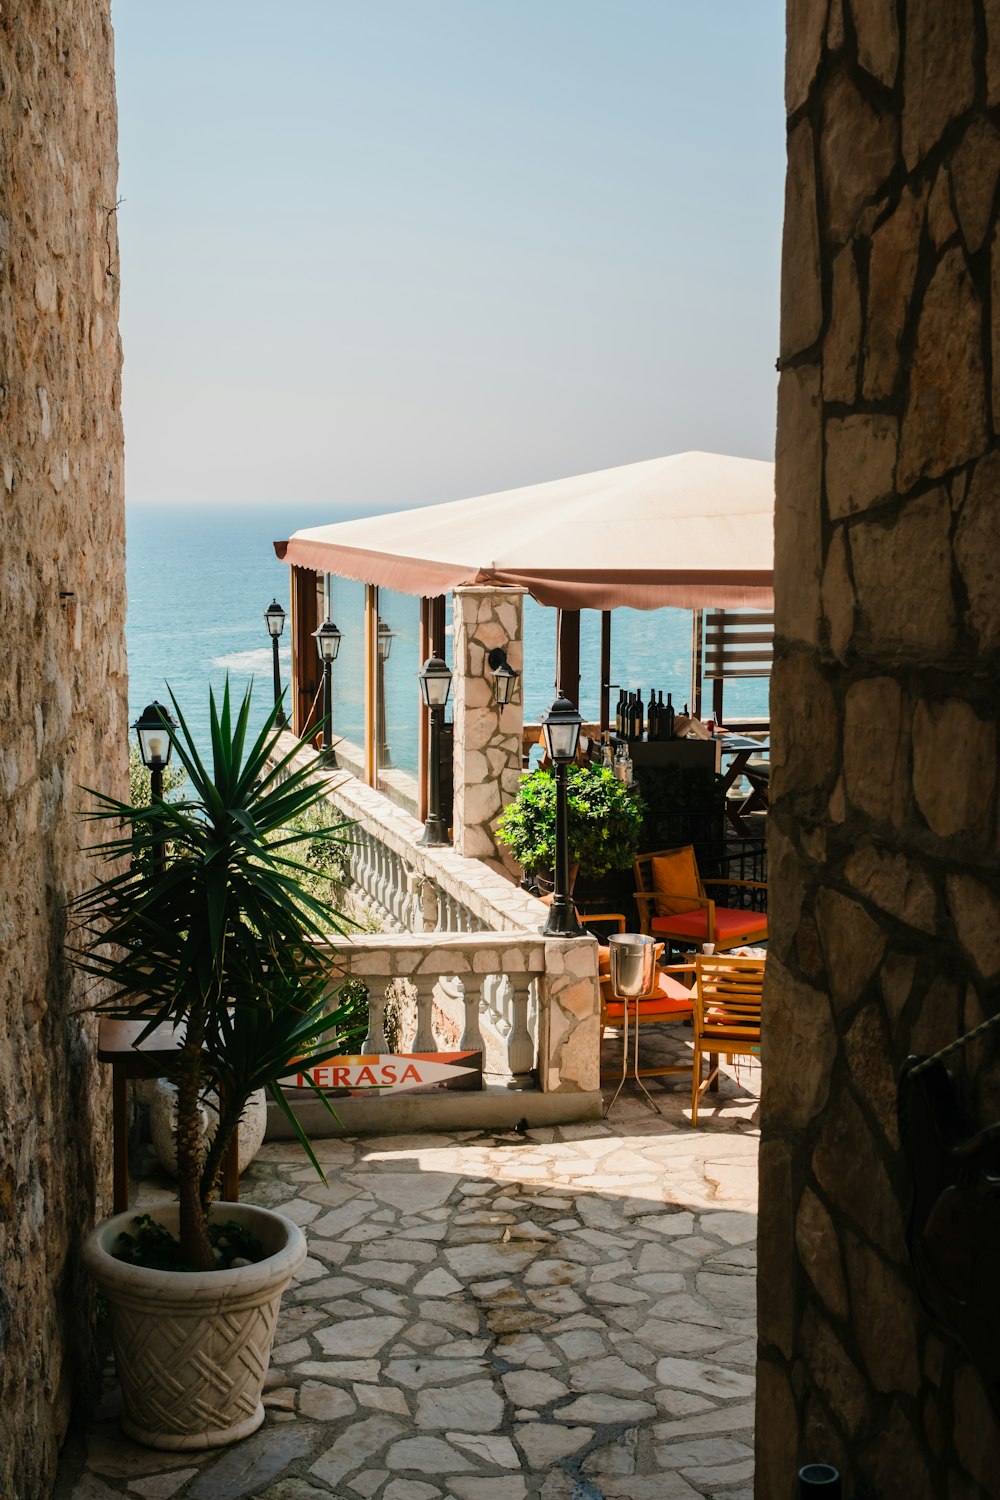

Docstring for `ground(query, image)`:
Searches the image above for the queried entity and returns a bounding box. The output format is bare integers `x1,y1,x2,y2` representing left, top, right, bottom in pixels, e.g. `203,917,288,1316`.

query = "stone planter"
82,1202,306,1450
149,1082,268,1179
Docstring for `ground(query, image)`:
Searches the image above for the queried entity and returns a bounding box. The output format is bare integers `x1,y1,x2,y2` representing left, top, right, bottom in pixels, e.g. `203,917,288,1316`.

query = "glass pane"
328,575,365,758
376,588,420,798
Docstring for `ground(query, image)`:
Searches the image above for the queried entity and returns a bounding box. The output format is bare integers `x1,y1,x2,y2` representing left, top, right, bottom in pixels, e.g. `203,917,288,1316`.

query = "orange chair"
633,846,768,954
690,954,764,1125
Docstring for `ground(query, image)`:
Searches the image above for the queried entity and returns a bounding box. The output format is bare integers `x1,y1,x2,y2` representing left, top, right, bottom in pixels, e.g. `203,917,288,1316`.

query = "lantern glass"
264,599,286,638
491,660,517,706
487,646,518,707
377,618,394,662
418,655,452,708
134,701,177,768
314,618,342,662
541,695,582,763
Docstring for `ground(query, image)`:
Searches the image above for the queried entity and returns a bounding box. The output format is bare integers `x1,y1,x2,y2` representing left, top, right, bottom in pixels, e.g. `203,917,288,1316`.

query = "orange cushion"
651,908,769,943
651,849,701,916
602,971,692,1021
598,944,611,977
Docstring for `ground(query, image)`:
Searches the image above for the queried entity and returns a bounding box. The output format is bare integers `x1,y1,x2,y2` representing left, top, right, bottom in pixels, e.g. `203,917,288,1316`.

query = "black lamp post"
264,599,287,727
540,694,584,937
376,617,395,768
487,646,519,707
134,700,177,876
313,617,342,766
417,654,452,846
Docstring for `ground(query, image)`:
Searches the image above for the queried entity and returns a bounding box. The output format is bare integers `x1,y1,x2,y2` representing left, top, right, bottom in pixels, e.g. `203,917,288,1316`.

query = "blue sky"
113,1,785,512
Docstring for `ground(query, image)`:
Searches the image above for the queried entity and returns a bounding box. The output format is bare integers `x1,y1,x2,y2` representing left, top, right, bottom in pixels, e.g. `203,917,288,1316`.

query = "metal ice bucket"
607,933,658,999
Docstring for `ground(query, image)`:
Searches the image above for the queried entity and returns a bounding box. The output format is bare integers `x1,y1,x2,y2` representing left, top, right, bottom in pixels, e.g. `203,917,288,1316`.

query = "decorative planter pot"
82,1201,306,1450
149,1082,268,1179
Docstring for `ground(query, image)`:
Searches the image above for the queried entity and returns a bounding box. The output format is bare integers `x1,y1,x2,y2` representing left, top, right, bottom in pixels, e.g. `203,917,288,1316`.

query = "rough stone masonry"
0,3,127,1496
763,2,1000,1496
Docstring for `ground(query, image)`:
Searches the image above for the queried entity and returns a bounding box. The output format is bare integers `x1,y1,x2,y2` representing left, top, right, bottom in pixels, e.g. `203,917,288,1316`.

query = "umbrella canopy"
275,450,774,611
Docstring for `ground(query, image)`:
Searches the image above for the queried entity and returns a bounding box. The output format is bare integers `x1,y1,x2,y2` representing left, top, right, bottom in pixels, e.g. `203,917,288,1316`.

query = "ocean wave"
211,647,289,673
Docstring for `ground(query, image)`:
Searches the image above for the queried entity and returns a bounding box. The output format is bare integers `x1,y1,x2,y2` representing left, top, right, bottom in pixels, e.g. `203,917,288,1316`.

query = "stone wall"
0,4,126,1495
761,2,1000,1495
451,585,525,874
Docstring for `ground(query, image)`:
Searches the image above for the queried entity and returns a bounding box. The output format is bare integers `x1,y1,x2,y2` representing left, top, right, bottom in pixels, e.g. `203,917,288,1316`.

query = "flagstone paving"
58,1053,760,1500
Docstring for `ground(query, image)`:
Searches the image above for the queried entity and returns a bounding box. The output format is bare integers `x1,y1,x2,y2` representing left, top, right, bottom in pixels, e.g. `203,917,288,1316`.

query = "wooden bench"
98,1018,240,1213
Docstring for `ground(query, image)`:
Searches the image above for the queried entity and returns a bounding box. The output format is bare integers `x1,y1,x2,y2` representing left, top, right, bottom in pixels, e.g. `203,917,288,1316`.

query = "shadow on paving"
56,1037,759,1500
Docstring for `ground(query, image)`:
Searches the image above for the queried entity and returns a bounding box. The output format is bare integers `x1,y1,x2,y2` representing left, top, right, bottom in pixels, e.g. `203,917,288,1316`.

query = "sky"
112,1,785,514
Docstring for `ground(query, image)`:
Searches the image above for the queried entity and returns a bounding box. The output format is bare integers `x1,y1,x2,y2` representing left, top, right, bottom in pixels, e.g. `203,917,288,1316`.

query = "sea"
126,502,768,778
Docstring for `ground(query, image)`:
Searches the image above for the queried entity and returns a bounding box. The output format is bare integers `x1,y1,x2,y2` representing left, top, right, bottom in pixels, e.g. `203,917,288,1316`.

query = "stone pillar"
761,4,1000,1497
451,586,525,873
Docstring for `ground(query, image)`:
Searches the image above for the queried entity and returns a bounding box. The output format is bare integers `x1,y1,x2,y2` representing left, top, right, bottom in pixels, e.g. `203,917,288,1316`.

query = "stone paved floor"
58,1041,760,1500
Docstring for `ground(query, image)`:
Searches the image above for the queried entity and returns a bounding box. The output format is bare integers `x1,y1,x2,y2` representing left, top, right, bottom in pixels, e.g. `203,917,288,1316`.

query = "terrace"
61,1061,760,1499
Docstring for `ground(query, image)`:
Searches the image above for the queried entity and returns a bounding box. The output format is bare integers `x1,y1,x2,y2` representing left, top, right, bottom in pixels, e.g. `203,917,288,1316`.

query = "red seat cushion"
651,907,768,944
602,971,693,1022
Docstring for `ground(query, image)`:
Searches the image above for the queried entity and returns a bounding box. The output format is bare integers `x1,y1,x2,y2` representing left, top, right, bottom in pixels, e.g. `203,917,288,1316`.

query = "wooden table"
719,735,769,837
98,1018,240,1213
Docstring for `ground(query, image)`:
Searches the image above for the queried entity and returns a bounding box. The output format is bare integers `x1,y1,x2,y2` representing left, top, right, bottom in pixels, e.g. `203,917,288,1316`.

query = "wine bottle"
646,687,657,741
663,692,675,740
615,690,624,736
636,690,645,741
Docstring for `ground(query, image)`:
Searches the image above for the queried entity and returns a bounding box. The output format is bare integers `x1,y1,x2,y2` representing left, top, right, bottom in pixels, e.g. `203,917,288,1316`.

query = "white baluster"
412,980,438,1052
362,985,389,1054
506,979,535,1086
461,979,485,1055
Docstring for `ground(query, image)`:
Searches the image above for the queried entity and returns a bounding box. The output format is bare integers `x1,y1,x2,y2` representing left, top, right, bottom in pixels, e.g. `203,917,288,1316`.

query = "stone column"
451,586,525,873
761,4,1000,1496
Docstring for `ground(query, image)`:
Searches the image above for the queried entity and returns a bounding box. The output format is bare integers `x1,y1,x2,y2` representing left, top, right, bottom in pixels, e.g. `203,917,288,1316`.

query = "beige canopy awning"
275,450,774,611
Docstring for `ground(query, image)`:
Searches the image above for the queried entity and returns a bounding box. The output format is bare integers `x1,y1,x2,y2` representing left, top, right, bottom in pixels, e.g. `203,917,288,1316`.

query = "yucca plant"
71,681,356,1272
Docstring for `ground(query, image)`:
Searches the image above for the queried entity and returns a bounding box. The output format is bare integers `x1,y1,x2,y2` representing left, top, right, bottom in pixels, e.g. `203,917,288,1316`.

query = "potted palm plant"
72,682,355,1450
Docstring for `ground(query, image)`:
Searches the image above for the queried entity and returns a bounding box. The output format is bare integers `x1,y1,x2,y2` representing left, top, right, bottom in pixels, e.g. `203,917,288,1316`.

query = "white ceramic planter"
148,1082,268,1179
83,1201,305,1450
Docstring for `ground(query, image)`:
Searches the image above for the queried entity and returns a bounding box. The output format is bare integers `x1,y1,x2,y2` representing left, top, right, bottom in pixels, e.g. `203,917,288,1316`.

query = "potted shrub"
72,683,355,1450
496,761,644,889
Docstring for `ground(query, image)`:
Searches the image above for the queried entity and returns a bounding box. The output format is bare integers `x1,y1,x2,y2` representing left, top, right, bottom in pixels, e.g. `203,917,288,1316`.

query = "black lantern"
540,694,584,937
377,617,395,662
487,646,519,708
264,599,287,727
134,701,177,876
313,618,342,765
417,655,452,845
376,618,395,768
134,700,176,780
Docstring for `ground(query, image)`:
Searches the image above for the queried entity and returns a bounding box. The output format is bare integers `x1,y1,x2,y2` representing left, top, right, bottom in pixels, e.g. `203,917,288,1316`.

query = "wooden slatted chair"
691,954,764,1125
633,845,768,953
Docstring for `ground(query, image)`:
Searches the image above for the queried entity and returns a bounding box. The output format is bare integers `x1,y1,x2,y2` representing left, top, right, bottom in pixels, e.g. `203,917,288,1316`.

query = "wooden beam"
364,585,377,785
556,609,580,707
600,610,611,736
290,566,320,738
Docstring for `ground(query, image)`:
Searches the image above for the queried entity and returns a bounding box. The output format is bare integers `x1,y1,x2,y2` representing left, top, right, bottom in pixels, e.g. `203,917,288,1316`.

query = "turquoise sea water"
126,502,767,769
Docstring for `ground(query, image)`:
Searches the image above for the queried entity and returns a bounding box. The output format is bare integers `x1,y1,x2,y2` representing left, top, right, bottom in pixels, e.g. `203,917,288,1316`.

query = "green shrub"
496,762,644,881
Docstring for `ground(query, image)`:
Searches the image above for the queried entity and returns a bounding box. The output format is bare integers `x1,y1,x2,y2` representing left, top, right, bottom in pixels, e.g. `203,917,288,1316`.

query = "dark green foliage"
113,1214,266,1273
70,680,357,1269
496,763,644,881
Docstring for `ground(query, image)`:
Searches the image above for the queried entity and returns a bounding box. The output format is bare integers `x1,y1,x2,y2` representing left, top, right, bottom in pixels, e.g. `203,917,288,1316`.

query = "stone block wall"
761,3,1000,1495
0,4,126,1495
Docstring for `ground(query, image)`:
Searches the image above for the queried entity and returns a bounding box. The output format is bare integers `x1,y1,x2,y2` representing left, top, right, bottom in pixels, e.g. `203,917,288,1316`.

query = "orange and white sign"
295,1054,477,1093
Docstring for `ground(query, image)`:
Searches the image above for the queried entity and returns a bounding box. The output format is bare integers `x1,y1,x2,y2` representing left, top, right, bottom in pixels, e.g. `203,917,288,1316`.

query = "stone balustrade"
265,735,604,1131
318,931,600,1097
269,731,547,935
